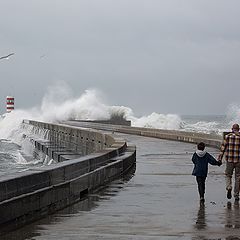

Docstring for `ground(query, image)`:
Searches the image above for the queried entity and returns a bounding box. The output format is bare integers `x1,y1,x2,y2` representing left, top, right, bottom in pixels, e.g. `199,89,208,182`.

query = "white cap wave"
0,84,182,141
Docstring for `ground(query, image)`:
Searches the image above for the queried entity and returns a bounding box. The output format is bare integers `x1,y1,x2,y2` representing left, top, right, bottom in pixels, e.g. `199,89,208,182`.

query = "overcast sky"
0,0,240,116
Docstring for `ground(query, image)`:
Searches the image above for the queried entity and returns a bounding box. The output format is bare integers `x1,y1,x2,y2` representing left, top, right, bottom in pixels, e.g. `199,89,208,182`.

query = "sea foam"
0,86,183,142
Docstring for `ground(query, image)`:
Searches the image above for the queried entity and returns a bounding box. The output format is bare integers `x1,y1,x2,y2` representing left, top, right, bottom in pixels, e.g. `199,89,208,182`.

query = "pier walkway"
3,133,237,240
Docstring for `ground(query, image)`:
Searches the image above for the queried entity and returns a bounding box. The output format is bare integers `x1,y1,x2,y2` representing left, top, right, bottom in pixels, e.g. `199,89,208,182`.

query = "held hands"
217,160,222,166
217,153,223,166
218,153,223,161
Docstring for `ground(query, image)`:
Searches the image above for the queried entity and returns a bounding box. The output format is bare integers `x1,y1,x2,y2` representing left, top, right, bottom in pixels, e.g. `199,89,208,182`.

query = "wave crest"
0,86,183,141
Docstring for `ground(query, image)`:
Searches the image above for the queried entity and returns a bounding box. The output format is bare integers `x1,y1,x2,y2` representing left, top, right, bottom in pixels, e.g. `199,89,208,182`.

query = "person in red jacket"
192,142,222,203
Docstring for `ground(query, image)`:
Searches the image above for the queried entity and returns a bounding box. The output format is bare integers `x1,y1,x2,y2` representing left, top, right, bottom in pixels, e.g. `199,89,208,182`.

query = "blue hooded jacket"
192,150,220,177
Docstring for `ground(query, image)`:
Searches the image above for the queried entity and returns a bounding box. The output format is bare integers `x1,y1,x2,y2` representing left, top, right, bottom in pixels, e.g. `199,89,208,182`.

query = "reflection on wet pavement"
195,203,206,230
2,134,240,239
225,201,240,229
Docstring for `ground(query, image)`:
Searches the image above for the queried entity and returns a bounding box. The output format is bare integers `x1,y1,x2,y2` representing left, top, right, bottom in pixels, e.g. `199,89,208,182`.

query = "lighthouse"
6,96,14,113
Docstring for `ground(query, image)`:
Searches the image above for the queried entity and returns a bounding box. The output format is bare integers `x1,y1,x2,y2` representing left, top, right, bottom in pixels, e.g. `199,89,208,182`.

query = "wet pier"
3,134,239,240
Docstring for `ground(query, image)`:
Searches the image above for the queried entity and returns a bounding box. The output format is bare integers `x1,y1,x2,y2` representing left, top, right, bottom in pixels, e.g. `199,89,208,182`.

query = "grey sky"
0,0,240,115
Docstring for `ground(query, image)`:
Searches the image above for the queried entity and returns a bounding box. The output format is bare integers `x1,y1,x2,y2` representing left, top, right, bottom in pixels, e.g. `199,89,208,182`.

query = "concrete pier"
63,120,222,148
1,121,234,239
2,133,234,240
0,121,136,233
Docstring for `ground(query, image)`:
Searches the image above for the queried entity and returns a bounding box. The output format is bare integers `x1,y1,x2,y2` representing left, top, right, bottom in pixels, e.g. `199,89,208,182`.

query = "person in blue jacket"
192,142,222,203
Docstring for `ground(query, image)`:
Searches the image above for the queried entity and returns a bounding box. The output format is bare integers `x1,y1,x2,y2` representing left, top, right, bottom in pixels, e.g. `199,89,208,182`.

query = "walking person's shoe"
227,189,232,199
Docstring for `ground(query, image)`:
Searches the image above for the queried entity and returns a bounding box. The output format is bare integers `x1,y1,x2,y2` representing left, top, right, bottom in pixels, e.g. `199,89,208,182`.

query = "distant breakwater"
63,120,222,149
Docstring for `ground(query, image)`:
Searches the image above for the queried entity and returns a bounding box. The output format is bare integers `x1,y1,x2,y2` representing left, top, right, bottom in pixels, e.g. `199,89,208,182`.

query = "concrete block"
69,175,89,198
49,167,65,185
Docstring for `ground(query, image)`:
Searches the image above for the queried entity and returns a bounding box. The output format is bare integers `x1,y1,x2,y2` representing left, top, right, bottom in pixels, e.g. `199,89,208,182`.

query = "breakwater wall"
64,121,223,149
0,120,136,233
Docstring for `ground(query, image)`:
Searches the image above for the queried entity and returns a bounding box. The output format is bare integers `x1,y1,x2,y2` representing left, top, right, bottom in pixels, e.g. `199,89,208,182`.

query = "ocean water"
0,113,230,176
0,88,238,175
180,114,228,134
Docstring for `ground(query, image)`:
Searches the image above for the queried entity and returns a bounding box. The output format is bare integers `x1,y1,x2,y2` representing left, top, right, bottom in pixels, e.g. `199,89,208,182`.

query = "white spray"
226,104,240,128
1,84,183,141
1,83,240,166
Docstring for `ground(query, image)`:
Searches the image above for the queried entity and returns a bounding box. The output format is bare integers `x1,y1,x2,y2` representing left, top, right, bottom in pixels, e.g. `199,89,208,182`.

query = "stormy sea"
0,89,239,177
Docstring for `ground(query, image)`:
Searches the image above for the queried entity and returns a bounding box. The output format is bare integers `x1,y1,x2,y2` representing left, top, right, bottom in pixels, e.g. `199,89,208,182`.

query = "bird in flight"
0,53,14,60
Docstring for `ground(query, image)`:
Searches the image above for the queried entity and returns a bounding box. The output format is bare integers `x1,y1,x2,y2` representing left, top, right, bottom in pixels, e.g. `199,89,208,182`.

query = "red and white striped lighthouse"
6,96,14,113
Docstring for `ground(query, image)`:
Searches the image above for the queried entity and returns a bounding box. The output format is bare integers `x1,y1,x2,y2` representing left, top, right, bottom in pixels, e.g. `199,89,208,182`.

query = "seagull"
0,53,14,60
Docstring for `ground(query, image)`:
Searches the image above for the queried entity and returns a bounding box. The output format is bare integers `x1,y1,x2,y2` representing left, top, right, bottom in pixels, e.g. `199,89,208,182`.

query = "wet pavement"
3,134,240,240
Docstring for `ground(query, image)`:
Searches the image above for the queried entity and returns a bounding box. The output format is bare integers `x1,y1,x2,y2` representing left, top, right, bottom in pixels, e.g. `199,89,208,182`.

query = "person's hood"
196,150,207,157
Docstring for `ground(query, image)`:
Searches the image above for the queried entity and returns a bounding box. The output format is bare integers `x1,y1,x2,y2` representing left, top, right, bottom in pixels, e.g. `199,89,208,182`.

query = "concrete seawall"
64,120,223,149
0,121,136,233
0,120,223,233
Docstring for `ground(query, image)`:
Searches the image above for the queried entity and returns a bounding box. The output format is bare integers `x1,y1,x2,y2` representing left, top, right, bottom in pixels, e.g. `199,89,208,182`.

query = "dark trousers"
196,176,206,198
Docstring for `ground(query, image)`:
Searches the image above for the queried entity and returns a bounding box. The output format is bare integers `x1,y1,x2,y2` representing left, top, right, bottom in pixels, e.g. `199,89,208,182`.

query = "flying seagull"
0,53,14,60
